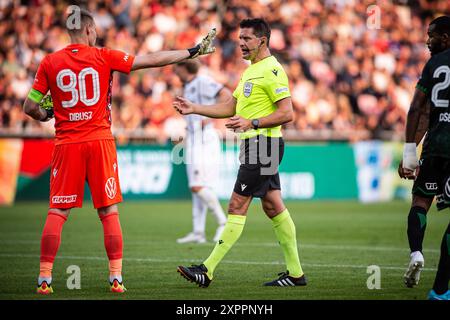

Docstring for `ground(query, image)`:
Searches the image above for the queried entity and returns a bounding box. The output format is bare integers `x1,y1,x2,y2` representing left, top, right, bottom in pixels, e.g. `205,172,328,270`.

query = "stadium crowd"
0,0,449,142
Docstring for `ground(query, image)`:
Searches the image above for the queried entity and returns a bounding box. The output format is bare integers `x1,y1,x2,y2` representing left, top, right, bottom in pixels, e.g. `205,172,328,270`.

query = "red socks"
39,212,67,277
39,211,123,279
99,212,123,276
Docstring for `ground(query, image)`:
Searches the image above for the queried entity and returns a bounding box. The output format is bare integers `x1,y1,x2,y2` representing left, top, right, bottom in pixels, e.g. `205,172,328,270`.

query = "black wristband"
187,44,200,58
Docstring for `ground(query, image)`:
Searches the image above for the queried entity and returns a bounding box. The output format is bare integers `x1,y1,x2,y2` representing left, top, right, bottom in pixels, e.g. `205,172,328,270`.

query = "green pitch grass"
0,200,448,300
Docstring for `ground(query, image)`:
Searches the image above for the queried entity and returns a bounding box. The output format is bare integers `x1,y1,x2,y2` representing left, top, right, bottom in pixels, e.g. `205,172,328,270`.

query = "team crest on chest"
243,82,253,97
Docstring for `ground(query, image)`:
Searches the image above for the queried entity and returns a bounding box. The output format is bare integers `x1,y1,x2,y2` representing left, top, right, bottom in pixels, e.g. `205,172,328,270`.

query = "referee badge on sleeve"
243,82,253,97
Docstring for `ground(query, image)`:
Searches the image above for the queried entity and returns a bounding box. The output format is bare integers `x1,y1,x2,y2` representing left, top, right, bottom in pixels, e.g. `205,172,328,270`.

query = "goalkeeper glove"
39,95,54,121
402,142,418,170
188,28,217,59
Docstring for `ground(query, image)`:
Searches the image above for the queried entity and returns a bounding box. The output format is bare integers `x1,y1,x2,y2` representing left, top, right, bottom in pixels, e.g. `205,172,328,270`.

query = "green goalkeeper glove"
39,95,54,121
188,28,217,59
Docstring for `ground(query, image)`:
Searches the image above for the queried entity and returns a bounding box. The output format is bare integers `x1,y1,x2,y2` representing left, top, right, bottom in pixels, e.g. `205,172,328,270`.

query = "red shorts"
50,139,123,209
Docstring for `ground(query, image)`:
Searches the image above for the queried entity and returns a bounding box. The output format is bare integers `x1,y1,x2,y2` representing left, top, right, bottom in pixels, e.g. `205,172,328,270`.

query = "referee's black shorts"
233,135,284,198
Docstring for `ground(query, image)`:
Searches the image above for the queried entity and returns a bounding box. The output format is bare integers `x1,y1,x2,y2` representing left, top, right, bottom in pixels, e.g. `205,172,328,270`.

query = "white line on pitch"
237,242,441,254
0,239,440,254
0,253,436,272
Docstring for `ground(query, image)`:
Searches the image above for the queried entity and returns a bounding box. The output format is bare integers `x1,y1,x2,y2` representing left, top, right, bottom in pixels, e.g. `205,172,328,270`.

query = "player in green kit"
174,18,306,287
402,16,450,300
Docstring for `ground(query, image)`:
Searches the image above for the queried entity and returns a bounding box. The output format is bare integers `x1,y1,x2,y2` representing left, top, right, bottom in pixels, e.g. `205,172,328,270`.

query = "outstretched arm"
131,50,191,71
131,28,216,71
201,87,233,126
174,95,236,118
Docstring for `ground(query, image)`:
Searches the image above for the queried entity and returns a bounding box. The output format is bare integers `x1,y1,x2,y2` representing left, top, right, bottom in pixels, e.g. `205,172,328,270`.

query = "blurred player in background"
402,15,450,300
173,60,229,244
23,7,216,294
174,18,306,288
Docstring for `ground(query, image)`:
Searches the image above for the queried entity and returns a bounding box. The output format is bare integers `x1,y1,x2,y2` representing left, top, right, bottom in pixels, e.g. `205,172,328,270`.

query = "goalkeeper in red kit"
23,7,216,294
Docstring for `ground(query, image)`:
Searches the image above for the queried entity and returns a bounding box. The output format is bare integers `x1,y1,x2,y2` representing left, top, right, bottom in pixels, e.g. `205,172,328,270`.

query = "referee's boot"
264,271,307,287
177,264,211,288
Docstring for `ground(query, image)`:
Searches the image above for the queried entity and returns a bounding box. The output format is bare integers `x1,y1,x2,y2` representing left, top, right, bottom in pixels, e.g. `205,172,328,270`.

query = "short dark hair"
239,18,271,44
66,7,95,36
430,15,450,36
177,59,200,74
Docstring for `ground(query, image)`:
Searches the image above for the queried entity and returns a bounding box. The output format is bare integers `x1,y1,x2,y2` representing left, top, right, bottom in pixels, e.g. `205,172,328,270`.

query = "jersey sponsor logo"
69,111,93,122
53,168,58,178
272,69,278,76
425,182,438,191
243,82,253,97
105,177,117,199
123,54,129,62
241,183,247,191
52,195,77,204
275,87,288,94
439,113,450,122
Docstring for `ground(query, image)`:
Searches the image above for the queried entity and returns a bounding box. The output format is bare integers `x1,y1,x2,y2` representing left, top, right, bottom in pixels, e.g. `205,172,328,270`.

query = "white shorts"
186,129,221,188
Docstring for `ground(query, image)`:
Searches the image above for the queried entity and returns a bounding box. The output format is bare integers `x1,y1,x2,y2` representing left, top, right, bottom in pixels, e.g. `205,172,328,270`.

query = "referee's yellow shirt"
233,55,291,139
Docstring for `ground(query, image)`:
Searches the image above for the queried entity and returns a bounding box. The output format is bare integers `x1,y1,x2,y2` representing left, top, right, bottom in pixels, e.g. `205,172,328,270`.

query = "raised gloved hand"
188,28,217,59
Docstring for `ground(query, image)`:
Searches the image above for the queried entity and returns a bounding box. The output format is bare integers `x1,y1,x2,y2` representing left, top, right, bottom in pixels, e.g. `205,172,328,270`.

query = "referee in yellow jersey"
174,18,306,288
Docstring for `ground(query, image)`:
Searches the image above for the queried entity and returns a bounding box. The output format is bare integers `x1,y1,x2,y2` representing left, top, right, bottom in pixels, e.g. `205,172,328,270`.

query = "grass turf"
0,200,448,300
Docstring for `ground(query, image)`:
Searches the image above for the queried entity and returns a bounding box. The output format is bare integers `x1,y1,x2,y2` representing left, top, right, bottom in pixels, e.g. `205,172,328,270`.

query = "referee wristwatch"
251,119,260,130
